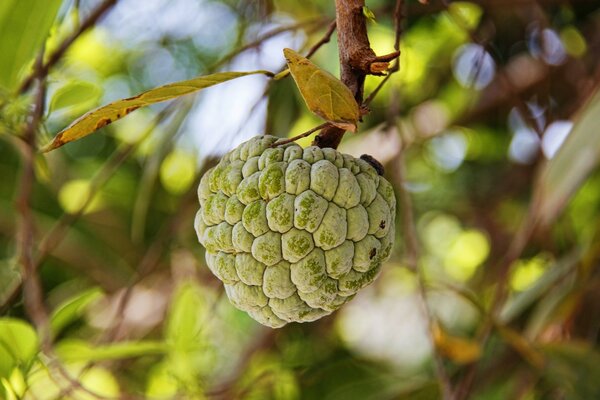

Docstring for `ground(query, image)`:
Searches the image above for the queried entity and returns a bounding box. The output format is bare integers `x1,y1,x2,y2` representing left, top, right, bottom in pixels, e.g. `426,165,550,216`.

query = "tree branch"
313,0,399,149
17,51,50,342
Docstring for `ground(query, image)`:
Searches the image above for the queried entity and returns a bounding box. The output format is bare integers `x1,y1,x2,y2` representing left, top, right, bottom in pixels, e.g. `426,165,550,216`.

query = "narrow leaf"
42,70,273,152
283,48,359,132
533,89,600,225
50,287,103,337
49,80,102,113
0,318,38,378
56,339,166,362
432,322,481,364
0,259,21,307
362,6,377,23
0,0,62,91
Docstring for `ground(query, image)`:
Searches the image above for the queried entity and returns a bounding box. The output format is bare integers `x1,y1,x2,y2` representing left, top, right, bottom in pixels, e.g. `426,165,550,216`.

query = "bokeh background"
1,0,600,399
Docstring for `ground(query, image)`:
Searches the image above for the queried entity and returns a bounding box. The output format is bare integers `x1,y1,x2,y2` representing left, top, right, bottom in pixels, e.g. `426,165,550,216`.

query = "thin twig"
210,18,329,70
19,0,119,93
362,0,404,107
396,152,455,399
17,51,49,342
305,20,337,59
271,122,330,147
392,92,454,398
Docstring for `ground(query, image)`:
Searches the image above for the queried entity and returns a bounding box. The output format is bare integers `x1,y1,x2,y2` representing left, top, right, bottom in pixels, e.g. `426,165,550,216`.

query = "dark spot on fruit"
369,248,376,259
360,154,384,175
379,220,386,229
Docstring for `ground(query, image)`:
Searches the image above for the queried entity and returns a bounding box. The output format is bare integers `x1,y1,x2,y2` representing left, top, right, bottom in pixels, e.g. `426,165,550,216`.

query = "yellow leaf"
41,70,273,152
497,325,545,369
432,323,482,364
283,48,359,132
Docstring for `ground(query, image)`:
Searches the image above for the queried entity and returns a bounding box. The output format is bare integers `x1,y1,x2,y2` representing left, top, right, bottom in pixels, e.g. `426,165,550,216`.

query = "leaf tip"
283,48,301,63
39,133,64,153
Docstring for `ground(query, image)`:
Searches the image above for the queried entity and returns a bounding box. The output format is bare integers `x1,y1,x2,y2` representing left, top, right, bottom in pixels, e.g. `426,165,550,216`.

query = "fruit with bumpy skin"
195,135,396,328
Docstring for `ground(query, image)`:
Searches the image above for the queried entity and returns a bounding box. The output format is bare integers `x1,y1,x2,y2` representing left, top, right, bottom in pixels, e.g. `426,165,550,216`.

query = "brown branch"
212,18,329,70
396,149,455,400
305,20,337,59
363,0,406,107
17,51,50,345
313,0,399,149
18,0,118,94
271,122,330,147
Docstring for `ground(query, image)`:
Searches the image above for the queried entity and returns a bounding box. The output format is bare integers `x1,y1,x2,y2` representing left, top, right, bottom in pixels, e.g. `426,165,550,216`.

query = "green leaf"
0,318,39,378
499,251,580,324
362,6,377,23
0,259,21,307
50,287,103,338
283,48,359,132
41,70,274,152
56,339,166,362
0,0,62,91
533,89,600,225
541,342,600,400
166,283,206,351
49,80,102,114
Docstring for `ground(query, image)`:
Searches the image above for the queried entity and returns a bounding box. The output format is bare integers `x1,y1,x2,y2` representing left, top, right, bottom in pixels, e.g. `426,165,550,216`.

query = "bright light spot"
146,363,178,398
66,29,121,75
186,16,304,157
560,26,587,57
529,28,567,66
160,150,197,194
452,44,496,90
398,44,426,85
113,109,154,144
542,120,573,159
420,212,462,258
447,2,483,31
428,130,468,171
444,230,490,281
58,179,102,214
337,282,431,369
509,127,540,164
412,100,450,137
510,255,549,291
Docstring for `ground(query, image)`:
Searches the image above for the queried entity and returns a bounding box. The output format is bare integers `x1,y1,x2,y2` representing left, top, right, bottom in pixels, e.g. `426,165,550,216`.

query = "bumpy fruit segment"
195,135,396,328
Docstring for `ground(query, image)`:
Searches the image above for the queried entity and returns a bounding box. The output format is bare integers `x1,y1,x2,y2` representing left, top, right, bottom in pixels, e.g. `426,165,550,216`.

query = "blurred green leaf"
0,318,38,378
284,48,359,132
56,339,166,362
362,6,376,23
50,287,103,338
166,283,206,350
541,342,600,400
49,80,102,114
0,0,62,91
41,70,274,152
500,251,580,324
432,322,482,364
534,89,600,225
165,283,214,392
0,259,21,307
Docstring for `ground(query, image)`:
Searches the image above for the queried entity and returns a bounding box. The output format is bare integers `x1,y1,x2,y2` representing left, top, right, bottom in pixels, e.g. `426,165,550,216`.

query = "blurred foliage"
1,0,600,399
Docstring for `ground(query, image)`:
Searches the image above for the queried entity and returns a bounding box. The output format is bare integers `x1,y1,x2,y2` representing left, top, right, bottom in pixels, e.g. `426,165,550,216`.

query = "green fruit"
195,135,396,328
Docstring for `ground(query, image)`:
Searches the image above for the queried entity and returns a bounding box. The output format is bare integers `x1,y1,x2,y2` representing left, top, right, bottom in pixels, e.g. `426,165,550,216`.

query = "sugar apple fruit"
194,135,396,328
